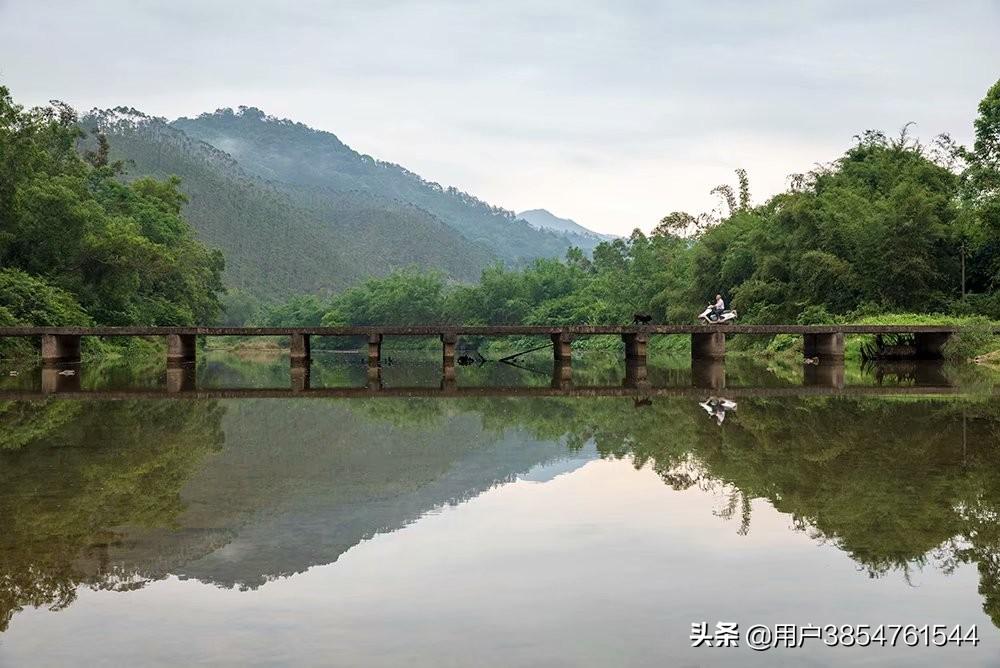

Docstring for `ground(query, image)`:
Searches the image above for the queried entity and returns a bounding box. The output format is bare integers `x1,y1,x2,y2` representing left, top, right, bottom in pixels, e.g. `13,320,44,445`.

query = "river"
0,351,998,666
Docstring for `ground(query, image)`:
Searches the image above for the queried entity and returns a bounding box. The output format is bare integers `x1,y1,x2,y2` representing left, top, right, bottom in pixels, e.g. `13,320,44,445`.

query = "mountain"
104,399,597,590
171,107,605,264
84,107,606,301
517,208,616,241
83,108,494,299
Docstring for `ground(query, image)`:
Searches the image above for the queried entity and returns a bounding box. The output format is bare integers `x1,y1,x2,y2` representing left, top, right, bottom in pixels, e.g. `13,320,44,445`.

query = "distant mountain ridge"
517,208,616,241
171,107,604,259
83,106,606,299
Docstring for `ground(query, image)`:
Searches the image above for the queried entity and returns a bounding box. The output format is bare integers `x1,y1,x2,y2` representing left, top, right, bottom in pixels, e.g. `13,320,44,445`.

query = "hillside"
171,107,604,262
84,108,493,299
517,208,615,241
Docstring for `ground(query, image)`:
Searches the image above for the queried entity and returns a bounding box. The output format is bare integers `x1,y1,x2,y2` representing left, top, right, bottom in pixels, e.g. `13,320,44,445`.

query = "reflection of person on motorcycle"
707,397,726,425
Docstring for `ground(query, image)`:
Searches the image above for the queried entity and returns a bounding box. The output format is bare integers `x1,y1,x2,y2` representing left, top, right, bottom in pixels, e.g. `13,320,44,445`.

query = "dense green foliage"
0,88,224,350
252,79,1000,338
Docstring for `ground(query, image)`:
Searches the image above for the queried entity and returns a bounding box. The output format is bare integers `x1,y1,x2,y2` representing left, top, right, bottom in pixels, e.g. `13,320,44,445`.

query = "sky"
1,0,998,236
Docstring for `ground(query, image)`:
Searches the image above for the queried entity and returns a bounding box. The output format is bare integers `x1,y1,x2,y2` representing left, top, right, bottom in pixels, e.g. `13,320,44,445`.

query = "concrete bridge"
0,324,969,372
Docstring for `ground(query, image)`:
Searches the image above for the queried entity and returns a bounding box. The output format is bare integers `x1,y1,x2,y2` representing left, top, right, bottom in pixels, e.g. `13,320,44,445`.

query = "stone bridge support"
551,332,573,363
551,332,573,388
368,333,383,366
290,365,310,392
167,365,197,393
40,334,81,366
290,333,311,367
551,359,573,390
915,332,951,359
691,332,725,360
803,332,844,362
166,334,197,366
803,363,845,389
622,332,649,364
366,365,382,391
624,360,650,389
441,333,458,382
691,359,726,390
41,366,81,393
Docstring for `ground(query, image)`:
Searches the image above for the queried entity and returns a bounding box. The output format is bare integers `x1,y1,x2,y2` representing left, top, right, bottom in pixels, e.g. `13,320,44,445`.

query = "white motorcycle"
698,304,738,324
699,397,737,425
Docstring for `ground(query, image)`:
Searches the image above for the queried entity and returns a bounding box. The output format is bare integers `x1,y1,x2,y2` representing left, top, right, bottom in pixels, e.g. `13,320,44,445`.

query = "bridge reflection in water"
4,358,970,401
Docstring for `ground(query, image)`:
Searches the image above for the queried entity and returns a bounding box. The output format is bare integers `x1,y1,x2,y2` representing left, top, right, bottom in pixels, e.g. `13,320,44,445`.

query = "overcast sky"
1,0,998,235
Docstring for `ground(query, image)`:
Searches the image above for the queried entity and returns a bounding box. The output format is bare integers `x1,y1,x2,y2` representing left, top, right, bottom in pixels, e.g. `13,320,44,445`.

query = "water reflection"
1,353,999,664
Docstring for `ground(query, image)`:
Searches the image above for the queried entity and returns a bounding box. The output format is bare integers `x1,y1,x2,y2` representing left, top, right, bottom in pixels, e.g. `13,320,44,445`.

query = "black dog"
632,313,652,324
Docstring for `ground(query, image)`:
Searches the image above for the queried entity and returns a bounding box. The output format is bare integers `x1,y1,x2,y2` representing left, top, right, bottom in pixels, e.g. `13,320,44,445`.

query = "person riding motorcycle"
697,294,736,324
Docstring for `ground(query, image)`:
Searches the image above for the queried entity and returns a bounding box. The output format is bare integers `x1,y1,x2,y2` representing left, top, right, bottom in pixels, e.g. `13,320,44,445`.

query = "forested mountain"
83,108,493,299
517,208,615,241
171,108,603,262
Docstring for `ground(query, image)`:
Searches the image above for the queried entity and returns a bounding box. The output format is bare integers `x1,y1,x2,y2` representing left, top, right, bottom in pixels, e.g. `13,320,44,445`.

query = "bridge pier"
691,332,725,360
40,334,81,366
551,332,573,364
167,365,197,393
290,365,310,392
623,332,648,363
41,366,80,393
551,360,573,390
803,362,845,389
442,333,457,380
915,332,950,359
691,359,726,390
367,365,382,391
623,360,650,389
368,333,383,366
166,334,196,366
290,333,311,367
803,332,844,361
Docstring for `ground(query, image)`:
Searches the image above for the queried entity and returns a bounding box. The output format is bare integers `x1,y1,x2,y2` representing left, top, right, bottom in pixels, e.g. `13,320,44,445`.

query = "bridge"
0,324,967,372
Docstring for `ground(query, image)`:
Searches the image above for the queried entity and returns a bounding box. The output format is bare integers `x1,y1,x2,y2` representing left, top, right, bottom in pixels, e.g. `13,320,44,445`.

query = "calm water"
1,350,999,666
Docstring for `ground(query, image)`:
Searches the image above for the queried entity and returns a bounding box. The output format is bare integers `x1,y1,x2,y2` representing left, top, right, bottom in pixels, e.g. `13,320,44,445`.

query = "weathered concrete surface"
40,334,81,366
691,332,726,360
622,333,649,363
803,332,845,361
0,324,974,337
166,334,197,366
550,332,573,362
290,333,311,367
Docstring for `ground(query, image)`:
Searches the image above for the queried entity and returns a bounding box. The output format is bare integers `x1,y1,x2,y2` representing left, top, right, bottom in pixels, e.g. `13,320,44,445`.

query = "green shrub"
942,316,997,361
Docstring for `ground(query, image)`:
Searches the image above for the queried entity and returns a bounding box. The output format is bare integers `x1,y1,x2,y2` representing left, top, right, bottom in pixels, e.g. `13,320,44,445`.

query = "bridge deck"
0,324,972,337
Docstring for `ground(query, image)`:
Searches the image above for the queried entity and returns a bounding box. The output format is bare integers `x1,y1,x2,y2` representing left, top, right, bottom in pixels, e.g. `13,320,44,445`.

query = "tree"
0,87,225,340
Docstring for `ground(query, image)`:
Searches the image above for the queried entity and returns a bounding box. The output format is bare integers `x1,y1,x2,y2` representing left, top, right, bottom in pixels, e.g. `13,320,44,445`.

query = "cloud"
2,0,998,234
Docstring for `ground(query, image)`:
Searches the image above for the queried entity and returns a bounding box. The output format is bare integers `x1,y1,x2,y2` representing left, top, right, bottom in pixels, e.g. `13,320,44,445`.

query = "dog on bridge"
632,313,653,325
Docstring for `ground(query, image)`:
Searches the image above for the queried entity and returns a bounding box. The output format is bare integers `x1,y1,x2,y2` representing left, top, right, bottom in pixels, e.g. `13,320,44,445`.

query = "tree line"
251,80,1000,331
2,80,999,354
0,86,224,355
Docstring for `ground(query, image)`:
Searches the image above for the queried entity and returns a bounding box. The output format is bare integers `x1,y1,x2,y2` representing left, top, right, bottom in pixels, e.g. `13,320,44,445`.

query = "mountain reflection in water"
0,353,998,665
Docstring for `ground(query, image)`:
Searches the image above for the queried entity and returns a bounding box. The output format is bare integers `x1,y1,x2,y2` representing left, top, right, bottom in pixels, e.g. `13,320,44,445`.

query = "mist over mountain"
171,107,603,255
84,106,602,300
517,208,616,241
